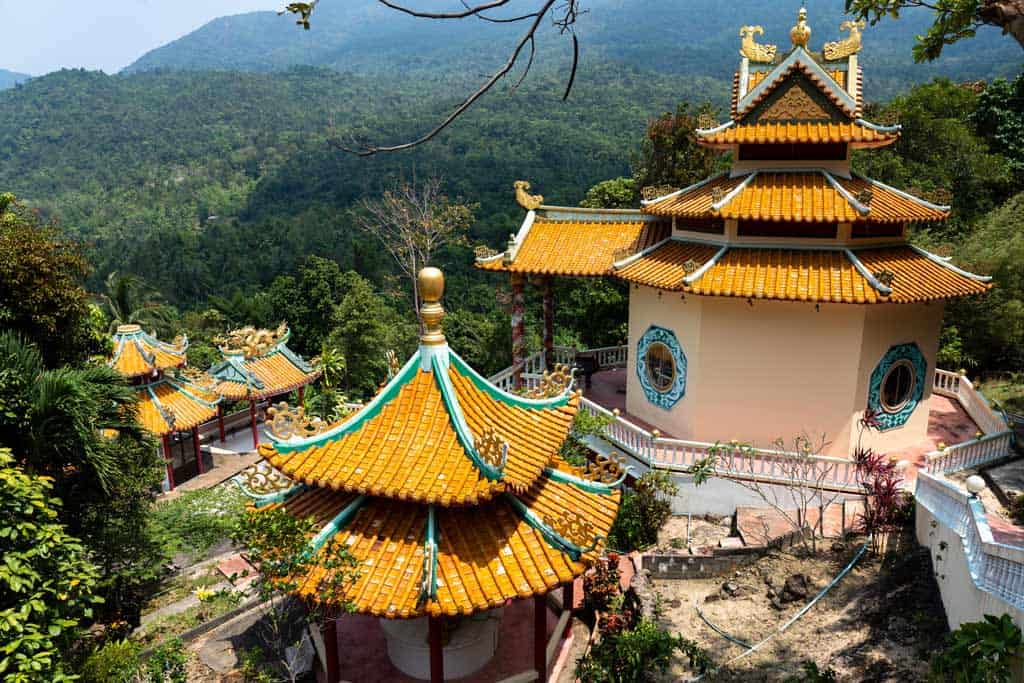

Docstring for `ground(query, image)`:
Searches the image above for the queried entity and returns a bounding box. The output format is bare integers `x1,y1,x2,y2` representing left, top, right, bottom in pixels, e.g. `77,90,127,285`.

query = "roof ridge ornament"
790,7,811,49
739,25,777,63
823,19,865,61
418,267,446,346
514,180,543,211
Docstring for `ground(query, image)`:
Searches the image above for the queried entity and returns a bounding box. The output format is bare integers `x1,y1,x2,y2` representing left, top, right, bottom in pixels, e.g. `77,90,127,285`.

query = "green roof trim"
432,355,505,481
418,505,438,605
271,351,421,452
543,466,629,495
208,354,263,389
449,351,572,411
305,494,367,559
232,479,307,508
164,377,222,408
505,493,601,562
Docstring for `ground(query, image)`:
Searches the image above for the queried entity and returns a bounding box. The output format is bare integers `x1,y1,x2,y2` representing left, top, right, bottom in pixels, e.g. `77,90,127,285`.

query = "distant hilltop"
0,69,30,91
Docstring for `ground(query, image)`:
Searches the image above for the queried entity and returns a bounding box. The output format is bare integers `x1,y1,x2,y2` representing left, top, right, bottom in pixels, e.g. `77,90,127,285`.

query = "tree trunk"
981,0,1024,49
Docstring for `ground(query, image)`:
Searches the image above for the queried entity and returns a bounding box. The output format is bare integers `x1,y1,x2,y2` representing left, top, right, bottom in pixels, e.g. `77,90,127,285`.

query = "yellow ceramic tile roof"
213,351,322,400
261,361,578,505
616,243,991,304
615,241,721,290
108,325,186,378
698,121,896,147
477,216,670,276
853,247,991,303
280,464,619,618
136,381,220,436
644,172,948,224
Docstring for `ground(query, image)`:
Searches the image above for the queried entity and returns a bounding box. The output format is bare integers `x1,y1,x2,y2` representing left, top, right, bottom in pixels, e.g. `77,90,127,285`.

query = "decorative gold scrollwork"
873,269,896,288
548,510,598,548
526,363,573,399
215,322,289,359
683,258,700,275
237,462,295,496
739,25,777,63
477,426,509,470
711,187,725,204
177,366,219,392
385,350,400,379
823,19,865,61
514,180,543,211
697,113,718,130
266,401,329,440
856,188,874,206
641,185,678,202
570,451,627,484
474,245,499,260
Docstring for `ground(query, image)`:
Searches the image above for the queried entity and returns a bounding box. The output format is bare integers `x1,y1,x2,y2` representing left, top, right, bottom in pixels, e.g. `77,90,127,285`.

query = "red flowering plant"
853,410,907,552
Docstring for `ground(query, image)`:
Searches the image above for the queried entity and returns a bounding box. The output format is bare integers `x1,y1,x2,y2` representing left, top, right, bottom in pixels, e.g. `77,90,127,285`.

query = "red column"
428,615,444,683
562,581,574,612
511,273,526,389
192,427,204,475
542,276,554,370
298,385,305,406
535,594,548,679
250,400,259,450
217,405,226,443
162,434,175,491
322,618,340,682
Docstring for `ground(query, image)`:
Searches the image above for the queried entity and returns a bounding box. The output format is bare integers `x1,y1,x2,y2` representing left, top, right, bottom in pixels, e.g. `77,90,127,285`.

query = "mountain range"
0,69,30,90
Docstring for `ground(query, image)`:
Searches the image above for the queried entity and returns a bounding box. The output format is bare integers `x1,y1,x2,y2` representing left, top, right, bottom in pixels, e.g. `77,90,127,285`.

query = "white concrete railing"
916,470,1024,627
926,369,1014,474
487,345,625,392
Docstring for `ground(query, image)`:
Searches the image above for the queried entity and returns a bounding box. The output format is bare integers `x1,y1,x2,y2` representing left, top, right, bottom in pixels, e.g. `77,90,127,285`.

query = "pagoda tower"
478,9,991,456
241,268,623,681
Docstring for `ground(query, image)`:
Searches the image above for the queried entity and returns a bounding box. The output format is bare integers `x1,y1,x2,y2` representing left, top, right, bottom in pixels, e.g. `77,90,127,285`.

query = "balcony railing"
926,369,1014,474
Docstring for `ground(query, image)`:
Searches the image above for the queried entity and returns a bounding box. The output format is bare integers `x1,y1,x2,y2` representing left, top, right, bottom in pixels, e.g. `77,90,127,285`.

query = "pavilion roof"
694,120,898,149
241,268,624,618
475,209,670,277
642,171,949,224
108,324,187,378
208,325,321,400
134,370,221,436
615,240,991,304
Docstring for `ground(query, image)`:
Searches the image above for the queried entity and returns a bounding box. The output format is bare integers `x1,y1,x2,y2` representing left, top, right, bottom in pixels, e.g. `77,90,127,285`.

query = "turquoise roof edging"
505,492,601,562
304,494,367,559
449,351,572,410
543,465,628,495
419,505,438,605
432,355,505,481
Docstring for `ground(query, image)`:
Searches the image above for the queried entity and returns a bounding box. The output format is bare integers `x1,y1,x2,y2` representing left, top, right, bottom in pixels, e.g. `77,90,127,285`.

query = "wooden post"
322,618,340,683
511,273,526,389
562,581,574,612
192,427,204,475
535,594,548,680
298,385,306,407
217,404,226,443
162,434,175,491
428,615,444,683
542,276,554,370
250,400,259,450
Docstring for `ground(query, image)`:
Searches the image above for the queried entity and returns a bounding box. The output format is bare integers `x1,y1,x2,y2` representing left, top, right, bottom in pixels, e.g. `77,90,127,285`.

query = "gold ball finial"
790,6,811,48
418,267,446,345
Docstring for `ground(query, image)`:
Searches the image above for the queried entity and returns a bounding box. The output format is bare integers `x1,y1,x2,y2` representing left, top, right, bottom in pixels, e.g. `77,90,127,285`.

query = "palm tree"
0,331,146,491
99,271,174,333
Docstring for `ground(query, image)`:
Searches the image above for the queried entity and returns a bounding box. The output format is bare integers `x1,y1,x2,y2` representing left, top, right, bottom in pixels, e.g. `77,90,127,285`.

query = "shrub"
148,485,246,559
575,618,708,682
608,471,677,551
583,553,623,614
80,640,141,683
785,660,838,682
931,613,1023,682
143,637,188,683
559,410,612,467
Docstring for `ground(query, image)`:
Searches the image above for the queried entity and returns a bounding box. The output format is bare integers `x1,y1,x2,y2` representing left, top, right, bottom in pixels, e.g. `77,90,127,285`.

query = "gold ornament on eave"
237,462,295,496
570,451,627,484
548,510,600,549
790,7,811,49
739,25,777,63
477,426,509,471
525,363,573,398
266,401,329,440
215,321,289,359
823,19,865,61
514,180,543,211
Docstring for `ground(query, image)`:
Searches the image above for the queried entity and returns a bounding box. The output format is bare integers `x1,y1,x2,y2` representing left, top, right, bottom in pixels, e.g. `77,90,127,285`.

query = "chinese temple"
107,324,221,490
207,323,321,449
242,268,622,682
477,9,991,457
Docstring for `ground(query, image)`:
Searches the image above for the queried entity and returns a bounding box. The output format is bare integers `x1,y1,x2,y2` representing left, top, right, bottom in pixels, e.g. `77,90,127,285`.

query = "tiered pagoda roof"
476,9,991,305
106,324,221,437
208,323,321,400
240,269,622,618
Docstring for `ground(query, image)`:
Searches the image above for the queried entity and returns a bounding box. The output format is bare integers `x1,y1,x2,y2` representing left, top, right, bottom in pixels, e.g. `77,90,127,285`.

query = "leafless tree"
356,176,474,328
710,434,857,554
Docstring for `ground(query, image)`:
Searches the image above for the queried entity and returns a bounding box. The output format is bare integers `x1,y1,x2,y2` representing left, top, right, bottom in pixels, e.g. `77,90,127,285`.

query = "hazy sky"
0,1,276,75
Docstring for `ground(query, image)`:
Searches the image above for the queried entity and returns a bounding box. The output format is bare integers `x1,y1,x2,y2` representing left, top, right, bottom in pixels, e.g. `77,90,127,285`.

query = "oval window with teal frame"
636,325,686,409
867,342,927,431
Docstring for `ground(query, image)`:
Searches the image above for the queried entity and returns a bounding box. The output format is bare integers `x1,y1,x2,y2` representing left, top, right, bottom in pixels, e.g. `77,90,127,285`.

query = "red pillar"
542,276,554,370
298,385,305,406
322,618,340,683
217,405,226,443
428,615,444,683
562,581,574,612
534,594,548,679
192,426,204,475
162,434,175,491
511,273,526,389
250,400,259,450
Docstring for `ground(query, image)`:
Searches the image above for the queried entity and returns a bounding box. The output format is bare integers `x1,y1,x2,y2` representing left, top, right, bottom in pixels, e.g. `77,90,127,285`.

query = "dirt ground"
657,514,733,553
652,535,947,682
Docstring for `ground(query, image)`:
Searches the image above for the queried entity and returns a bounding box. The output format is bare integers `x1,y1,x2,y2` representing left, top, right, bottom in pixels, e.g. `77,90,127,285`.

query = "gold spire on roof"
419,267,446,346
790,7,811,48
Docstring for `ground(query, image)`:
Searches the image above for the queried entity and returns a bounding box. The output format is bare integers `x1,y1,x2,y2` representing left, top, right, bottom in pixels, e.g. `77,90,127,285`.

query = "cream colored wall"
852,302,945,455
694,299,865,455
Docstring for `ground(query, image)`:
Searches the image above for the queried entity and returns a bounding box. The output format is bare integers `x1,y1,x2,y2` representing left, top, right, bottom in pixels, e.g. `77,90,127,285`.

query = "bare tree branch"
378,0,514,19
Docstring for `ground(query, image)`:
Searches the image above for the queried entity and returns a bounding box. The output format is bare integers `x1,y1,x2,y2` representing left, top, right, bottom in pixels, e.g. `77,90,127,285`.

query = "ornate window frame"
867,342,927,431
636,325,687,409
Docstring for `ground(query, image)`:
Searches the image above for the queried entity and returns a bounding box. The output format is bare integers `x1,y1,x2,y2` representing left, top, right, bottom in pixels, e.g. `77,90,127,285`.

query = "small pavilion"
207,323,321,450
108,324,221,490
240,268,623,682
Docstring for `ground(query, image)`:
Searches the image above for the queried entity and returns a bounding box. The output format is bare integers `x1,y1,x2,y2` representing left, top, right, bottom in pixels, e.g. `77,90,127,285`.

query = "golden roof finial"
790,6,811,49
514,180,543,211
419,267,446,346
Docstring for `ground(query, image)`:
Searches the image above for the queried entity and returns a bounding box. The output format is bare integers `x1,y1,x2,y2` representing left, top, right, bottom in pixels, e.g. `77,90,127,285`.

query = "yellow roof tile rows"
697,121,896,147
616,242,989,304
108,325,187,378
136,380,220,436
212,350,321,400
281,466,619,618
477,216,670,276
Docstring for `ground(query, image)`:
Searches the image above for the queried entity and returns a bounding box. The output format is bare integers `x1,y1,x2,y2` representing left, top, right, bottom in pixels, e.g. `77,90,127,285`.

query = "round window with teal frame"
636,325,686,409
868,342,927,431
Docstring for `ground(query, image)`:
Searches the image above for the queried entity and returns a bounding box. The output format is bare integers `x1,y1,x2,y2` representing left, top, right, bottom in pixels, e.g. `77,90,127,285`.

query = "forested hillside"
127,0,1020,100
